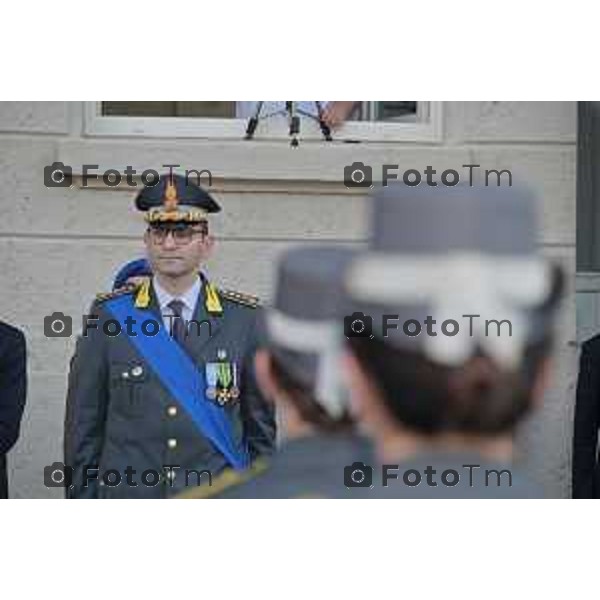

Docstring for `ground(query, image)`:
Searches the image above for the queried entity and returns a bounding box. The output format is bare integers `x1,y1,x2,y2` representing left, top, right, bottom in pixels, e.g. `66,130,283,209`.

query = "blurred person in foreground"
178,246,371,499
341,181,563,498
0,321,27,499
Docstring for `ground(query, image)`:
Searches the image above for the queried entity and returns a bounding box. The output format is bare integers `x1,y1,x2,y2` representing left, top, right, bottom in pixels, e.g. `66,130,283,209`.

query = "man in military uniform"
178,246,372,499
64,173,276,498
341,181,563,498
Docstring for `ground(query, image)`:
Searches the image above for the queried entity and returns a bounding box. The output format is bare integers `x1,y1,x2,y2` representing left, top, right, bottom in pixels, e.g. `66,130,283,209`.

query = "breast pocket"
109,361,149,418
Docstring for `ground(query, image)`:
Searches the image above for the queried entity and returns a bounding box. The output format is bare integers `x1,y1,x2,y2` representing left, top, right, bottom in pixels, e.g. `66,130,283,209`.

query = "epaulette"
176,459,269,499
219,288,260,309
95,284,136,304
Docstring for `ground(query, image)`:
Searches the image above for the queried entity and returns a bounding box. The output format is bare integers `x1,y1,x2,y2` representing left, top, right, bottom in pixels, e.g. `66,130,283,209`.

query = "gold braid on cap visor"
145,208,208,223
144,180,208,223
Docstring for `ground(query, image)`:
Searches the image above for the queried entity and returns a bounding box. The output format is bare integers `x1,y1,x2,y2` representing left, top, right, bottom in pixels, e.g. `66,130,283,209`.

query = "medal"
217,362,232,388
230,362,240,400
205,363,218,400
216,362,232,405
216,389,229,406
206,356,239,406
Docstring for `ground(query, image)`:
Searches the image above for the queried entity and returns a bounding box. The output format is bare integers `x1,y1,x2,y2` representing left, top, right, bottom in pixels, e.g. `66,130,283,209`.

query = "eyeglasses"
148,226,206,246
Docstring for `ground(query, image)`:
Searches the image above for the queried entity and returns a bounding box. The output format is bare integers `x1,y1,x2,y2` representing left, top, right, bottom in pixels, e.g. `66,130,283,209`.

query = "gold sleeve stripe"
175,459,269,499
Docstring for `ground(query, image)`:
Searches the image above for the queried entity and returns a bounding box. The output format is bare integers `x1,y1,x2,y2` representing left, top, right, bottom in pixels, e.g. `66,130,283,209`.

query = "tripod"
244,101,333,147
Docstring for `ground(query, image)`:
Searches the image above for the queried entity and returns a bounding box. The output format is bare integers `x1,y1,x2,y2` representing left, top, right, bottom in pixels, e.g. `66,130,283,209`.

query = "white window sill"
84,102,443,145
59,117,456,188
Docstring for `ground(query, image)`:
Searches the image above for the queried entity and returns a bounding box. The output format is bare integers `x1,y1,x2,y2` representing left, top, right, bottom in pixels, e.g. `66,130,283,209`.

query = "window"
360,101,418,122
86,101,441,142
100,101,417,122
102,101,237,118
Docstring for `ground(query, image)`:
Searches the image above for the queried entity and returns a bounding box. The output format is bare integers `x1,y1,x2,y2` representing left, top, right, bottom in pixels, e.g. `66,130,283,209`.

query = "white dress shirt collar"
153,276,202,322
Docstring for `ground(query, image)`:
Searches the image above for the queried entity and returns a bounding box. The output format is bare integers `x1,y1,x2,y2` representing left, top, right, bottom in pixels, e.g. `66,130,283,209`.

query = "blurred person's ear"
342,349,393,437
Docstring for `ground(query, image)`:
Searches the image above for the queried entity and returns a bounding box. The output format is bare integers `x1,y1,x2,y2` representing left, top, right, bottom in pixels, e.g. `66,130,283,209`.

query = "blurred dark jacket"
573,335,600,498
0,321,27,499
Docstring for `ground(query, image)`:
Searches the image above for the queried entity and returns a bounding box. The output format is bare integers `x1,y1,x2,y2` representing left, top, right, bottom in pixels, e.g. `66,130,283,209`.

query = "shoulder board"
219,288,260,309
176,459,269,499
95,284,136,304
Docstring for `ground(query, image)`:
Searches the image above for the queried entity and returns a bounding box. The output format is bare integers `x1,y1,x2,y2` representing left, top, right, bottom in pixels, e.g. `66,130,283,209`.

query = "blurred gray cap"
266,245,357,416
343,181,559,367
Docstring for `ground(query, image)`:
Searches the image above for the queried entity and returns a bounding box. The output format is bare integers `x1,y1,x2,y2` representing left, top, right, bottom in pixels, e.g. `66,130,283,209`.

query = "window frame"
84,101,443,143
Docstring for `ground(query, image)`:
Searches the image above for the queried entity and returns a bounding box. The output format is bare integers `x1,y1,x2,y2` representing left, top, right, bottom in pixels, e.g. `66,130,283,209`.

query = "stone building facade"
0,101,576,498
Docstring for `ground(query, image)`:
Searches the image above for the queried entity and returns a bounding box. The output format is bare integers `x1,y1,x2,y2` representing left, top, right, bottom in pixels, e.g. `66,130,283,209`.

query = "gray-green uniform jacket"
180,443,541,499
64,276,276,499
178,433,373,499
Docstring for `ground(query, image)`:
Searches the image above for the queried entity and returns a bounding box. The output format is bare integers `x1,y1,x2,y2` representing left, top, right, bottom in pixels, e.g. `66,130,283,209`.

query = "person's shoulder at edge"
0,320,25,341
0,321,25,358
581,333,600,354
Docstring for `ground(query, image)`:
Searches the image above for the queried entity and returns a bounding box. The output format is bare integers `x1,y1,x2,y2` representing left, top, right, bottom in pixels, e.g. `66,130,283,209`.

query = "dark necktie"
167,299,186,346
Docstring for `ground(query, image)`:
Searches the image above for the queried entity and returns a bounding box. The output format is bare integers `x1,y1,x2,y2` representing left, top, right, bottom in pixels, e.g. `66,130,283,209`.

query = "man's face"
144,222,214,278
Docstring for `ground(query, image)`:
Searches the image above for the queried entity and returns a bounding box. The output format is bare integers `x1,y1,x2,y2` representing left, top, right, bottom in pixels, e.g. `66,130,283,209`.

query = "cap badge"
164,179,179,212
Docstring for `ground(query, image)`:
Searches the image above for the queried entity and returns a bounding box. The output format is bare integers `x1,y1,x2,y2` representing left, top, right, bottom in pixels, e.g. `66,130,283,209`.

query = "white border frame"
84,101,443,143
